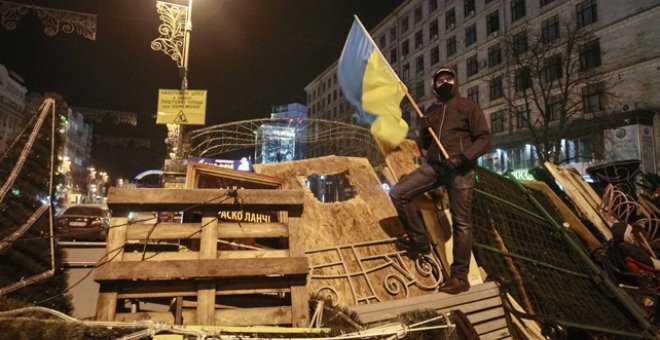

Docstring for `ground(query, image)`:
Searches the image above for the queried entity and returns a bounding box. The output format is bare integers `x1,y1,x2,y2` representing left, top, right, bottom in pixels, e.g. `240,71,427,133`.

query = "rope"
0,306,455,340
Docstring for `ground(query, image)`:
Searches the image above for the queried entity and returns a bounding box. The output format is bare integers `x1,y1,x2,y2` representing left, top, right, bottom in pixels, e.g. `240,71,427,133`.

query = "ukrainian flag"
338,17,408,149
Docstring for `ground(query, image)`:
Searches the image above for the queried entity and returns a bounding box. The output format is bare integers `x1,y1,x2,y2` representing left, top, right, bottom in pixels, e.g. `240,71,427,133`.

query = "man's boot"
396,235,431,258
438,277,470,294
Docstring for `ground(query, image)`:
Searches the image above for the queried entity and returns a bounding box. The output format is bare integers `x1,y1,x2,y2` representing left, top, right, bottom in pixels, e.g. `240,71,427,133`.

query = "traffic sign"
157,89,207,125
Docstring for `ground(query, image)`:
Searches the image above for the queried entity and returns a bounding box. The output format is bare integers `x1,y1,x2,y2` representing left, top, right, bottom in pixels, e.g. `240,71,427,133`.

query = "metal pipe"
474,243,591,278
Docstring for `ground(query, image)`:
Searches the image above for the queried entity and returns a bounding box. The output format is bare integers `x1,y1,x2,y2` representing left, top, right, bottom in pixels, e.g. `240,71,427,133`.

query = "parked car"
56,205,111,241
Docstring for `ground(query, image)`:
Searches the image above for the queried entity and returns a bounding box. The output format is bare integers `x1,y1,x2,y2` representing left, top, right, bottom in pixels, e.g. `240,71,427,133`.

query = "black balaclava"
432,67,457,102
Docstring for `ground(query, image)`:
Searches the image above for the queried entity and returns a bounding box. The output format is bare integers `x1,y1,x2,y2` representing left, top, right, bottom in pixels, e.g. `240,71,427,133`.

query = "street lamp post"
181,0,192,92
176,0,193,161
151,0,195,164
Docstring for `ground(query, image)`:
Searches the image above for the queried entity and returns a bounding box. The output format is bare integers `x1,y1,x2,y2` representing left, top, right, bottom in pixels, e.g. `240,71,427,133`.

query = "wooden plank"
95,257,309,281
180,325,330,334
352,285,501,324
116,307,295,326
115,311,185,324
113,307,304,327
216,277,293,295
118,281,197,298
505,293,544,339
479,328,510,340
287,214,309,327
436,296,503,315
465,306,506,324
123,251,199,261
381,139,421,180
522,180,601,251
126,223,202,239
479,328,511,340
107,188,304,213
474,318,509,335
218,249,290,259
95,216,128,321
351,281,498,314
185,162,285,189
197,208,219,325
218,222,289,238
117,277,294,299
122,249,289,261
215,306,291,326
544,162,613,240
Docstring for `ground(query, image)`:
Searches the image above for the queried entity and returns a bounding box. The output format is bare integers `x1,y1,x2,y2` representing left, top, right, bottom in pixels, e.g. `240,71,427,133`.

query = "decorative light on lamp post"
151,0,195,161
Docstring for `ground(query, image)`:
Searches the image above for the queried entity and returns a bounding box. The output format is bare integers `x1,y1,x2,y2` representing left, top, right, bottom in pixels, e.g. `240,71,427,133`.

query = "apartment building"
305,0,660,175
0,64,27,154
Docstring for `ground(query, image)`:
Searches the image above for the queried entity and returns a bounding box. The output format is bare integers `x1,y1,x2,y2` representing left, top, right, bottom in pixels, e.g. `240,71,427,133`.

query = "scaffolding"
188,118,384,165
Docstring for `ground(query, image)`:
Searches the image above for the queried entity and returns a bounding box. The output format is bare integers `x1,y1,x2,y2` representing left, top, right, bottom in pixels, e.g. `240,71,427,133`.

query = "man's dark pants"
390,162,475,281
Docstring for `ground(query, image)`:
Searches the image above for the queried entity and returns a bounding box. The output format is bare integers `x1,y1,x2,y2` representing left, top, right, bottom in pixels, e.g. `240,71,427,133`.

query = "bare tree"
494,17,614,165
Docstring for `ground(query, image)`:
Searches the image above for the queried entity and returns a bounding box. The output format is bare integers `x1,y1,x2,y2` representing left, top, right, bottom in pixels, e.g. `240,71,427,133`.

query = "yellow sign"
157,89,207,125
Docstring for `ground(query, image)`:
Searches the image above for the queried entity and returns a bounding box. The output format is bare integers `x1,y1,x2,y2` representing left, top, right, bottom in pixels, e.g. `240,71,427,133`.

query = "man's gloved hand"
442,154,469,169
421,116,431,130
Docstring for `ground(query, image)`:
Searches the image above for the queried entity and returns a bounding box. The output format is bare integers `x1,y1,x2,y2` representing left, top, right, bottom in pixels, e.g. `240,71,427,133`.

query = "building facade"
0,64,27,154
58,107,93,203
305,0,660,176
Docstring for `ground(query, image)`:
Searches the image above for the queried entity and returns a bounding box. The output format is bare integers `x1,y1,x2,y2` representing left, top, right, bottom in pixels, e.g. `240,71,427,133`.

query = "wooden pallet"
544,162,614,240
94,188,309,327
349,281,512,340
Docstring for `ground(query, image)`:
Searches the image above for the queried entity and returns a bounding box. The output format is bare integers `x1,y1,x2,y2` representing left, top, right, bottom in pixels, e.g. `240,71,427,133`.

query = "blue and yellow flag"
338,17,408,148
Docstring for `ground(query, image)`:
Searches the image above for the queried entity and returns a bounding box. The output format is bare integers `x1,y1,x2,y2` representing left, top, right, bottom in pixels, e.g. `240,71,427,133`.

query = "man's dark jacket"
418,80,491,166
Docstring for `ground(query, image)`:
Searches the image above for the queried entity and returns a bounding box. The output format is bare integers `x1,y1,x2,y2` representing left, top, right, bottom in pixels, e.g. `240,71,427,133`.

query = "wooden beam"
544,162,613,240
185,161,285,189
95,216,128,321
217,250,289,259
115,311,183,324
123,251,199,262
350,282,500,323
180,325,330,334
126,223,203,239
125,222,290,240
217,222,289,238
118,281,197,298
215,306,291,326
197,208,219,325
122,249,290,262
115,306,294,326
107,188,304,213
216,276,295,295
117,276,295,299
286,214,309,327
115,309,293,326
95,257,309,281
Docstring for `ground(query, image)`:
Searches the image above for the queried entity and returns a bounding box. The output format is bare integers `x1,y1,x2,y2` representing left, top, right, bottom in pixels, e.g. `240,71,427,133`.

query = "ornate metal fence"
306,238,443,306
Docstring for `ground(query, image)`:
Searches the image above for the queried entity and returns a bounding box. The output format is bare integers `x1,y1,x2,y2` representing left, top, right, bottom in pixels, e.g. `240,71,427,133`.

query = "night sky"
0,0,404,178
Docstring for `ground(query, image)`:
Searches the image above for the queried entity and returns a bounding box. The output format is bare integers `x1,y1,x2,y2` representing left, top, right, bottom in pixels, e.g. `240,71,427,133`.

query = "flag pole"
353,16,449,159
